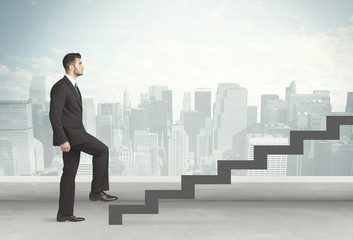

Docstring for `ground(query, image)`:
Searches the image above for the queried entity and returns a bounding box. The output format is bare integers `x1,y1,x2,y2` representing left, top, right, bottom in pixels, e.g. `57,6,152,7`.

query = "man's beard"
73,68,83,77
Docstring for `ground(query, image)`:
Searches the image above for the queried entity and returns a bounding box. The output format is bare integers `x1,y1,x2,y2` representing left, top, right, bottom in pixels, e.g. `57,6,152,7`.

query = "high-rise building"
346,92,353,113
168,124,189,176
285,81,296,101
123,90,131,108
134,130,159,175
149,85,168,101
246,134,288,176
0,139,15,176
213,83,247,156
97,102,121,129
82,98,96,136
0,100,36,175
96,115,113,150
180,110,206,158
261,94,279,124
287,91,330,124
29,75,46,106
195,88,211,118
314,140,353,176
247,106,257,127
135,146,152,176
117,146,134,176
130,108,149,139
162,90,173,124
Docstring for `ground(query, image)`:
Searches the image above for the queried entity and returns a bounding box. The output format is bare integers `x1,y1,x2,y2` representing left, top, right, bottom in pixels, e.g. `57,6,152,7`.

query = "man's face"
72,58,84,77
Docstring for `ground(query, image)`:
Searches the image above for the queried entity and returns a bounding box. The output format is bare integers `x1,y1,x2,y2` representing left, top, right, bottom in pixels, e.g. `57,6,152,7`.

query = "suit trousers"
58,133,109,216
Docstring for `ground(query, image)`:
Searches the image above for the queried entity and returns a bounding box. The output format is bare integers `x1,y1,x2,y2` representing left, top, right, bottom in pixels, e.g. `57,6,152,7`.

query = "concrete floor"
1,178,353,240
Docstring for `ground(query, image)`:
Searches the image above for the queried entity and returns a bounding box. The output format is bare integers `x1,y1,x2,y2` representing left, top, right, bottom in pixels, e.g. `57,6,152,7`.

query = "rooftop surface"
1,177,353,240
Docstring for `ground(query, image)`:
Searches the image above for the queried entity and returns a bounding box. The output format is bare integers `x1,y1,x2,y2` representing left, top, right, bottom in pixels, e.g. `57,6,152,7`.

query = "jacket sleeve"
49,84,68,145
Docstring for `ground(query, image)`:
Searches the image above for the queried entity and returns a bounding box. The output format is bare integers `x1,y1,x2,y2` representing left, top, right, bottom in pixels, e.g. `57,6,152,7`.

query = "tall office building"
292,101,332,129
180,111,206,158
96,115,113,150
150,100,168,150
168,124,189,176
140,92,149,104
346,92,353,113
247,106,257,127
195,88,211,118
183,92,191,111
285,81,296,101
29,75,46,106
213,83,247,155
287,92,329,124
135,146,152,176
29,76,46,135
134,130,159,175
261,94,279,124
246,134,288,176
149,85,168,101
314,140,353,176
117,146,135,176
82,98,96,136
130,108,149,139
162,90,173,124
0,139,15,176
123,90,131,109
97,102,121,129
0,100,36,175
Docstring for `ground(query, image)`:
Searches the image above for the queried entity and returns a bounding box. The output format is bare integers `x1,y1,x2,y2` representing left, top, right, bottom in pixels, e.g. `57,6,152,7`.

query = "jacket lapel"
63,76,82,109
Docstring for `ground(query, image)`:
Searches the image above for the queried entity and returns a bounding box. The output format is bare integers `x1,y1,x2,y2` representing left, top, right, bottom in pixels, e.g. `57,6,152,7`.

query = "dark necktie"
74,83,80,97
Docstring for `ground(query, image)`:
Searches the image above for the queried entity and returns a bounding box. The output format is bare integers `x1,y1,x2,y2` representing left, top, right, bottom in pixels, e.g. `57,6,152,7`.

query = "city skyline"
1,75,353,177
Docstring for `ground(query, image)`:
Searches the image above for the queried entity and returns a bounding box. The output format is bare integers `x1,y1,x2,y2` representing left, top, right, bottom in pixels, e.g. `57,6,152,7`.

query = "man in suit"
49,53,118,222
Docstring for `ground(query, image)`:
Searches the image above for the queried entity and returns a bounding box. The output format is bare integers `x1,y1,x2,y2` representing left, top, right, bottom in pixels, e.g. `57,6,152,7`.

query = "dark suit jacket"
49,75,89,146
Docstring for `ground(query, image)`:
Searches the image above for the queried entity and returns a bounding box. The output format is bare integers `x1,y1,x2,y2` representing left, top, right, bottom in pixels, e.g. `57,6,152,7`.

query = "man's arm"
49,84,68,146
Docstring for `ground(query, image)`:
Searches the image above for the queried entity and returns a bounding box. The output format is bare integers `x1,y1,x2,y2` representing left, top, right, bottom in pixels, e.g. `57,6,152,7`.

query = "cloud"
0,68,33,100
0,64,10,76
49,48,66,55
8,55,54,68
292,15,301,21
350,15,353,22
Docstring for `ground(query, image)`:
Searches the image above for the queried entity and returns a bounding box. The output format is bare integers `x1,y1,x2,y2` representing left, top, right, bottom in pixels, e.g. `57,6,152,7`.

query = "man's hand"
60,141,71,152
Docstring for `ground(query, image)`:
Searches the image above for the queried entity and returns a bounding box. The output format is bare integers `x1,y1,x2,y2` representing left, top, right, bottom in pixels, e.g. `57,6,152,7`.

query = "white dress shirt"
65,74,76,87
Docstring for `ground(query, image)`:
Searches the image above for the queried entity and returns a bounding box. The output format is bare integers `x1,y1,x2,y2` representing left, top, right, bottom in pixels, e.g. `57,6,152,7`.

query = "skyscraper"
247,106,257,127
195,88,211,118
134,130,159,175
162,90,173,124
261,94,279,125
168,124,189,176
149,85,168,101
213,83,247,155
0,100,36,175
285,80,296,101
346,92,353,113
29,75,46,106
82,98,96,136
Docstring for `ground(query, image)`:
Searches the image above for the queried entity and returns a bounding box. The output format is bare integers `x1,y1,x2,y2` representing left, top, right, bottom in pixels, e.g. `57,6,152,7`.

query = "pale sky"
1,0,353,120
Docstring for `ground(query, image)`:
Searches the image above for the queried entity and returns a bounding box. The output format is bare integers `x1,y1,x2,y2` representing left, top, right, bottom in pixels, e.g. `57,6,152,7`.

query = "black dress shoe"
89,191,118,202
57,214,85,222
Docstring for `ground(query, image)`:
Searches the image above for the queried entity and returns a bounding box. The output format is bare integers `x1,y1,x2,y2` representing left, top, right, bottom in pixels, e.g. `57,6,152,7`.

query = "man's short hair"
62,53,81,70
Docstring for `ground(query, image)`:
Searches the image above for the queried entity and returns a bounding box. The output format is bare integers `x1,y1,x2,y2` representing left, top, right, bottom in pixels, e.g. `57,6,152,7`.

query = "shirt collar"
65,74,76,86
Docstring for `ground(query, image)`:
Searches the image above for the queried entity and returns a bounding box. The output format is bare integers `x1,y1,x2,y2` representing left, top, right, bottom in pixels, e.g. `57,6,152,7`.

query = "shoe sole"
89,196,118,202
57,218,85,222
